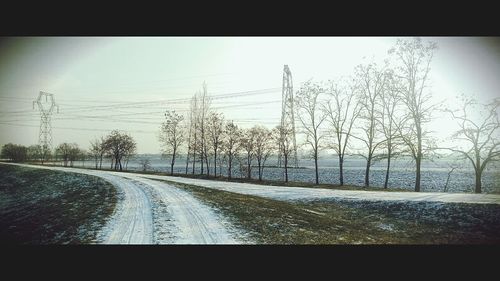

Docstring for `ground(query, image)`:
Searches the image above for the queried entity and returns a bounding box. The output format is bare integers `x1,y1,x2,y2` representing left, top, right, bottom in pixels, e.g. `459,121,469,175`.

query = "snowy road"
4,162,500,245
1,163,244,244
130,174,500,205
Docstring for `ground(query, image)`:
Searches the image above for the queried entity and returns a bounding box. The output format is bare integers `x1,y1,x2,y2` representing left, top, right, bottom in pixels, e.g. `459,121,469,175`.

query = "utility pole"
33,91,59,153
278,65,299,169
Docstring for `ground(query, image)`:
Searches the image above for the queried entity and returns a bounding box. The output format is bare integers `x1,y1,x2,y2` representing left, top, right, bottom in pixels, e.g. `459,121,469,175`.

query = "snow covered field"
130,174,500,205
68,156,500,193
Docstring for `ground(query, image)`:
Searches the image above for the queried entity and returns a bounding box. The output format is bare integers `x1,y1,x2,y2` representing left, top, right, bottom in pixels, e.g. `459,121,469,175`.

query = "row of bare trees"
1,142,87,166
55,143,85,167
160,97,278,181
157,38,498,193
89,130,137,171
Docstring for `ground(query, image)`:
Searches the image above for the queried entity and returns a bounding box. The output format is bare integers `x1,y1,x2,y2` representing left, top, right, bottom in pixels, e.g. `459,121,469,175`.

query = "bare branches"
389,37,438,192
322,78,361,185
160,110,185,175
207,112,225,177
442,96,499,193
295,80,327,184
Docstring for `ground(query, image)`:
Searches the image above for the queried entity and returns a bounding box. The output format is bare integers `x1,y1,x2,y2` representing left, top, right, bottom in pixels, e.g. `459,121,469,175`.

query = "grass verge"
161,180,500,244
0,164,117,244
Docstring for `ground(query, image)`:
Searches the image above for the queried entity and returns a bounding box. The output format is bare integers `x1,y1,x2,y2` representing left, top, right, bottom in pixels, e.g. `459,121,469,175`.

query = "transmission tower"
33,91,59,151
278,65,299,169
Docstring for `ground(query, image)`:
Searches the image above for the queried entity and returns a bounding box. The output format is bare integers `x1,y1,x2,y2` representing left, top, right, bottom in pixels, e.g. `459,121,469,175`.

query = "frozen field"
69,155,500,193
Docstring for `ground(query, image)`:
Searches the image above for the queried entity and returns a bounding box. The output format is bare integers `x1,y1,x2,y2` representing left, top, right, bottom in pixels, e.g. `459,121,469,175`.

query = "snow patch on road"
120,175,248,244
130,174,500,205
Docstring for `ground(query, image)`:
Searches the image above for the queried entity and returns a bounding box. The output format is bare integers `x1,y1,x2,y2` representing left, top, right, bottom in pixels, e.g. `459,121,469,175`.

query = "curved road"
2,163,244,244
131,174,500,205
4,162,500,244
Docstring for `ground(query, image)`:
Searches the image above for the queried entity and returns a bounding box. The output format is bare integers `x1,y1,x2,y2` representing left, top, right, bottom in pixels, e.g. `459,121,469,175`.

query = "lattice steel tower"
33,91,59,151
278,65,299,168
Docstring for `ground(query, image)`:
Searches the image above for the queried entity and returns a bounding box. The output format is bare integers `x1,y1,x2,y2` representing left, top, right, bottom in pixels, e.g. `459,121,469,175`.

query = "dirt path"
2,163,245,244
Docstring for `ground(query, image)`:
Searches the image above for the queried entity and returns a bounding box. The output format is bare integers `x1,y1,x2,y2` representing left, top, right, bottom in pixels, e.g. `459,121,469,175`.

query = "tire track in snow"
2,163,246,244
119,175,243,244
93,173,153,244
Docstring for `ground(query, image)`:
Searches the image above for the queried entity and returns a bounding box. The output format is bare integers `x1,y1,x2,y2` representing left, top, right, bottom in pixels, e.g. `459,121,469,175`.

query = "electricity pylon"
33,91,59,151
278,65,299,169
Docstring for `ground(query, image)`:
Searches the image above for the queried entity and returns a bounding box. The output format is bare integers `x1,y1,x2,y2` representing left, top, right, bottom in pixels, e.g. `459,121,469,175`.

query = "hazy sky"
0,37,499,154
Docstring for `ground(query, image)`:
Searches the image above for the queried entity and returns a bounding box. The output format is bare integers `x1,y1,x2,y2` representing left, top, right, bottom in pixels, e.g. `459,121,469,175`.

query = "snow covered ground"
130,174,500,205
3,162,499,245
1,163,246,244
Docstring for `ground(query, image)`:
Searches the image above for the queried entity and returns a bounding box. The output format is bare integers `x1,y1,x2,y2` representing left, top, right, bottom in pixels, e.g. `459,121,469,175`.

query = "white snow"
4,162,499,245
120,175,244,244
2,163,247,244
125,174,500,205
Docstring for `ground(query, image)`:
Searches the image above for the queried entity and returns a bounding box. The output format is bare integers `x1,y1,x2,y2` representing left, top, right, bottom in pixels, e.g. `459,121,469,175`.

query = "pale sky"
0,37,499,154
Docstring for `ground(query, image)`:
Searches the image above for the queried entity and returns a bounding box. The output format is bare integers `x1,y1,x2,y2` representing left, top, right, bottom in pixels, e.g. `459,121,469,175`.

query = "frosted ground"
69,155,500,194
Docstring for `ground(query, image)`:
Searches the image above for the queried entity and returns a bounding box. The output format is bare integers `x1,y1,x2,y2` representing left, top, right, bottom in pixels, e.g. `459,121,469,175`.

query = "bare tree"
89,137,106,169
322,79,361,186
68,144,81,167
198,82,212,175
37,144,52,165
140,158,152,172
295,80,327,184
351,62,390,188
276,125,295,183
103,130,137,171
240,127,256,179
377,72,403,189
27,144,43,163
223,120,242,179
55,143,75,167
440,96,499,193
389,37,438,192
1,143,28,162
207,112,225,177
160,110,185,175
27,144,50,164
186,94,198,174
253,125,274,181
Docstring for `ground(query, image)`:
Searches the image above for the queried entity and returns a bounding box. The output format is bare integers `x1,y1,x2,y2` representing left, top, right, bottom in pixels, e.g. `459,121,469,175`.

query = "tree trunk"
415,123,422,192
258,161,262,181
339,155,344,186
219,157,223,177
200,150,204,175
192,148,196,174
185,149,189,175
247,158,251,179
214,150,217,178
171,152,176,176
228,157,232,179
384,151,391,189
205,153,210,177
415,156,421,192
475,169,482,193
365,155,371,188
314,150,319,185
284,156,288,183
